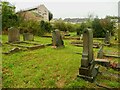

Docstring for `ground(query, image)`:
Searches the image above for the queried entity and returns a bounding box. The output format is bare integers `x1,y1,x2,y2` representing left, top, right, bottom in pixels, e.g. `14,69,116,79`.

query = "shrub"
40,20,52,33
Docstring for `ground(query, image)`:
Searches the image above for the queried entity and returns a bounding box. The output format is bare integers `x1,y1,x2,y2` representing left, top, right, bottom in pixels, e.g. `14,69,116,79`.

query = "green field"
1,34,120,88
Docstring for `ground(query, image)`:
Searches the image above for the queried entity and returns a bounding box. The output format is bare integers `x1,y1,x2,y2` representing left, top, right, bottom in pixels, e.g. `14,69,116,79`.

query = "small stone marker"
78,28,99,82
8,27,20,43
23,33,34,41
80,34,83,40
64,31,70,36
104,30,111,45
97,45,104,59
52,29,64,47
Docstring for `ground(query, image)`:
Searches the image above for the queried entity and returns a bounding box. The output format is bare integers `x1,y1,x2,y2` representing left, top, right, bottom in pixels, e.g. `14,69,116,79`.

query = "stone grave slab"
2,47,22,55
95,59,110,67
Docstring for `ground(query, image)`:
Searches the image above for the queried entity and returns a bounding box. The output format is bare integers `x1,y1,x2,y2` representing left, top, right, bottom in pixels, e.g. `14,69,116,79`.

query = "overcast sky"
1,0,120,19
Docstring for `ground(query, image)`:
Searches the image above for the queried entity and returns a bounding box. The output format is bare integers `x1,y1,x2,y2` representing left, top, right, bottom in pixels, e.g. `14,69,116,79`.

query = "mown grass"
1,34,120,88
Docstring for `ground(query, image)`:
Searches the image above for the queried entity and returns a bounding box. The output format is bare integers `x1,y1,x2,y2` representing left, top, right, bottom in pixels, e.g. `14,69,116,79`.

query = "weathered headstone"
80,34,83,40
52,29,64,47
64,31,70,36
104,30,111,45
97,45,104,59
23,33,34,41
78,28,99,82
0,42,2,46
8,27,20,43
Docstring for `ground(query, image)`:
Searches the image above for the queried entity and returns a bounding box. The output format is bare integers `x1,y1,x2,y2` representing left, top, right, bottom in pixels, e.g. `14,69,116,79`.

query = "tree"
49,12,53,21
1,1,18,30
40,20,52,33
0,3,2,31
54,19,67,31
100,18,115,36
92,18,105,37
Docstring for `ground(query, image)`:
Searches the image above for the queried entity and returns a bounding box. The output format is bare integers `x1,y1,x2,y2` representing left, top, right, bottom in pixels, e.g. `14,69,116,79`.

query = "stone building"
17,4,53,21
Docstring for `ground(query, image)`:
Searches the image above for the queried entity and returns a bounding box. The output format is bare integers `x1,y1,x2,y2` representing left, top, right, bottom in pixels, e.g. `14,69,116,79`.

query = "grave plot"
2,44,23,54
71,41,101,48
95,44,120,70
103,45,120,58
42,31,80,40
103,51,120,58
7,41,45,50
63,36,80,40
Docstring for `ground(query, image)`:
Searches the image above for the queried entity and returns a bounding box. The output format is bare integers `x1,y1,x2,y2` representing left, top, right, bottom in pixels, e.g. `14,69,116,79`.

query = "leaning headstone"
97,45,104,59
78,28,99,82
23,33,34,41
8,27,20,43
52,29,64,47
104,30,111,45
0,42,2,46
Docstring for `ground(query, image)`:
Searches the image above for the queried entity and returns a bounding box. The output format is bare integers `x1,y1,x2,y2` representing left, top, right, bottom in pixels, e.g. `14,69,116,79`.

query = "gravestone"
78,28,99,82
80,34,83,40
0,42,2,46
64,31,70,36
104,31,111,45
97,45,104,59
52,29,64,47
23,33,34,41
8,27,20,43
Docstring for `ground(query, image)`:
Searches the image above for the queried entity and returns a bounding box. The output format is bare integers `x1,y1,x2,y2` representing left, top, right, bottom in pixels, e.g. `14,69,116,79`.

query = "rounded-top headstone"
8,27,20,43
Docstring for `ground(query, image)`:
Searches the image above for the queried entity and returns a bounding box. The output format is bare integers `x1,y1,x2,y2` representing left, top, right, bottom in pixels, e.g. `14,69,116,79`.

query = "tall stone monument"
78,28,99,82
52,29,64,47
8,27,20,43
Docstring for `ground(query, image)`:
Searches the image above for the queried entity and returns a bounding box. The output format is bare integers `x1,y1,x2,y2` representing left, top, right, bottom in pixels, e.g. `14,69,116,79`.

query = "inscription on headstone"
8,27,20,43
52,29,64,47
78,28,99,82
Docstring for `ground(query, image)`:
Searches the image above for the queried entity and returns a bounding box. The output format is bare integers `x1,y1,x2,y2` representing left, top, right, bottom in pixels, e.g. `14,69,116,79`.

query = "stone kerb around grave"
52,29,64,47
8,27,20,43
23,33,34,41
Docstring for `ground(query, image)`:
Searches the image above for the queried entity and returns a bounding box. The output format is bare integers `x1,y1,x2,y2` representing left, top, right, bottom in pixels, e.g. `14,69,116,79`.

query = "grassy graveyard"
1,33,120,88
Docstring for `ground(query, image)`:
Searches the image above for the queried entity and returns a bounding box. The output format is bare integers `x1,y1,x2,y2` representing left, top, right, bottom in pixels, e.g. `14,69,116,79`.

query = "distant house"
17,4,53,21
64,18,87,24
